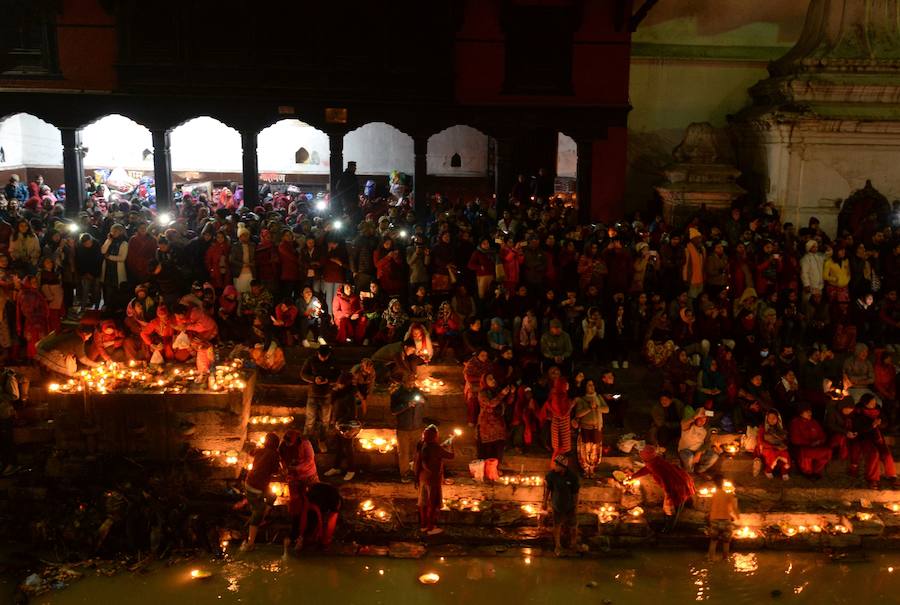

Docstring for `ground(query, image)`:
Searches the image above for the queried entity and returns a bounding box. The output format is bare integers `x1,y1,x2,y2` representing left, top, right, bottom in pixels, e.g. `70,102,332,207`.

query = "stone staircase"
11,346,900,551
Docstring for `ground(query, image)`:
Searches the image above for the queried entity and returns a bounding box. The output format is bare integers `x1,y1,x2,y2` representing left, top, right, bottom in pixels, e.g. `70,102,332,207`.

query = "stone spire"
771,0,900,76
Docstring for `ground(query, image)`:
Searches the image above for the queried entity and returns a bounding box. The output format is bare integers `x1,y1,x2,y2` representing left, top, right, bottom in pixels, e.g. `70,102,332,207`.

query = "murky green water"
36,550,900,605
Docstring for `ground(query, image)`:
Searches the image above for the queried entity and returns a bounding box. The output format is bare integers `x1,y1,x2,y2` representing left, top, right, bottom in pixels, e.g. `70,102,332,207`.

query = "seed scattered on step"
586,580,598,588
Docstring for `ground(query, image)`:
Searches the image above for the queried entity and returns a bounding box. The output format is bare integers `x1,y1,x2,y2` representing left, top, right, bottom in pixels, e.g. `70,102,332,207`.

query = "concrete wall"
625,2,808,213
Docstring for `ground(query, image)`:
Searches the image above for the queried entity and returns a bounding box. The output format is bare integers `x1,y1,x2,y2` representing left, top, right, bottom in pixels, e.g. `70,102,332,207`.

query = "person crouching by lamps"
240,432,281,553
414,424,455,535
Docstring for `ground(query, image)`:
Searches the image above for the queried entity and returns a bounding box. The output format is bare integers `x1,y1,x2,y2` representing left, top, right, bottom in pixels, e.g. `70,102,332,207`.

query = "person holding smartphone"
678,409,720,475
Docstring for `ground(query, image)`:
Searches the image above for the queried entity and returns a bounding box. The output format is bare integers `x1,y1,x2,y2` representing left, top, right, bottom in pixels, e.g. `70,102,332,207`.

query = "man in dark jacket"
75,233,103,309
335,161,360,221
300,345,340,451
391,374,425,482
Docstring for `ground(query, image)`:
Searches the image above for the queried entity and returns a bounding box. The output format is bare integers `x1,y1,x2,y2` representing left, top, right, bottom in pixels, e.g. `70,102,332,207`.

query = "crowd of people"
3,164,900,542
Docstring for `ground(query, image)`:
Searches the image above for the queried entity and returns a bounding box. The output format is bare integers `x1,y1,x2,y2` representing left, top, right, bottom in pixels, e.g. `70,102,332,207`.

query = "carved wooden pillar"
241,129,259,209
61,127,84,217
151,128,173,212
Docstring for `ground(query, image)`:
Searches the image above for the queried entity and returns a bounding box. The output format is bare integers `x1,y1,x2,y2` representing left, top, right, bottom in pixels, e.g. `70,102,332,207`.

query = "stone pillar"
61,128,84,217
329,132,344,198
241,129,259,210
413,135,428,223
151,128,173,212
494,138,514,212
575,137,594,224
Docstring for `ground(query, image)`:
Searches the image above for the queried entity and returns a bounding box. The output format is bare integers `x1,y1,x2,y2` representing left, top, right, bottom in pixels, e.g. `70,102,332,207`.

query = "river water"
36,549,900,605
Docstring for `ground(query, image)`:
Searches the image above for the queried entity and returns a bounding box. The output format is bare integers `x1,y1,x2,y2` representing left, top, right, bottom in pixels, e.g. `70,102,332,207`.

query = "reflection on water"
37,550,900,605
732,553,757,574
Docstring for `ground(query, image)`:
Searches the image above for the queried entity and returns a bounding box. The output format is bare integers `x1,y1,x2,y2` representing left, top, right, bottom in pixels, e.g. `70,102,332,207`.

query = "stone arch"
343,122,414,175
257,118,329,175
427,124,489,176
80,114,153,171
556,131,577,179
0,112,62,169
170,116,242,173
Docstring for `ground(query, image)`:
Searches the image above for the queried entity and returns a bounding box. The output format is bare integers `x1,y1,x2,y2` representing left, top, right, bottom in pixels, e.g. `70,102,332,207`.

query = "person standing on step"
324,372,362,482
391,374,426,482
300,344,339,452
855,393,899,490
542,455,582,556
574,379,608,479
546,365,574,461
414,424,455,535
707,474,739,561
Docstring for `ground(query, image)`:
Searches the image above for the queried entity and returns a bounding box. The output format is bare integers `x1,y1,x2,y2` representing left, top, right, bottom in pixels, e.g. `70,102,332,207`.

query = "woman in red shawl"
716,345,740,405
414,425,455,535
629,445,695,516
874,349,897,424
204,230,231,290
545,365,573,460
373,237,406,298
277,230,301,299
477,373,511,463
333,283,366,344
462,349,492,426
758,410,791,480
254,228,280,295
510,385,544,450
728,243,754,296
16,275,50,359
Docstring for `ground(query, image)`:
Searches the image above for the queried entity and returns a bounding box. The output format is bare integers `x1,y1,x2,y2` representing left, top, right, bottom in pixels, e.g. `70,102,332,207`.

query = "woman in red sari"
545,365,573,461
629,445,695,516
414,425,454,535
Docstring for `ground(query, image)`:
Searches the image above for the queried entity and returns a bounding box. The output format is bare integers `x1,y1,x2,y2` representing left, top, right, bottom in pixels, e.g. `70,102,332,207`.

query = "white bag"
150,350,164,365
469,459,485,483
617,433,645,454
741,426,759,453
172,331,191,350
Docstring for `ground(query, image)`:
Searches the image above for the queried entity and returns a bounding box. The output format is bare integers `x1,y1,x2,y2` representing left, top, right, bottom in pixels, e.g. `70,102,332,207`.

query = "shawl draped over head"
220,284,239,314
382,298,408,328
733,287,758,315
699,355,726,393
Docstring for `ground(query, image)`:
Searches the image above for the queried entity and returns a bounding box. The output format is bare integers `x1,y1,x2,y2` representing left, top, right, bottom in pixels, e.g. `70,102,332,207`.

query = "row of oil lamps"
47,360,247,394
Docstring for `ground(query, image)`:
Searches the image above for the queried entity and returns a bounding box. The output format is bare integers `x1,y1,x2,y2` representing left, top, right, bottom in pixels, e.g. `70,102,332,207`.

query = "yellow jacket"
823,258,851,288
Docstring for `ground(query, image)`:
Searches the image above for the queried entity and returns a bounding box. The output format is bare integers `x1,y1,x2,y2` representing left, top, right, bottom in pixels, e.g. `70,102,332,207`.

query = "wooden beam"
629,0,659,32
